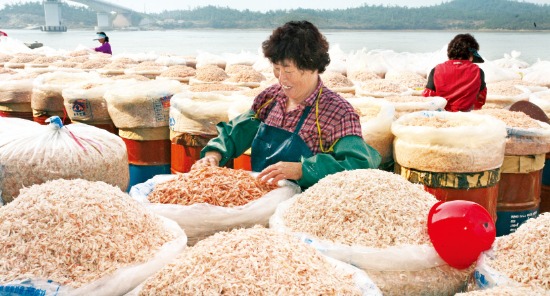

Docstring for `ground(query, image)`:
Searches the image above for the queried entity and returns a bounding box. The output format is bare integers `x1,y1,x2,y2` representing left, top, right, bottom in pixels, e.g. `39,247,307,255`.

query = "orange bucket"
233,150,252,171
171,133,215,174
171,142,203,174
122,137,171,165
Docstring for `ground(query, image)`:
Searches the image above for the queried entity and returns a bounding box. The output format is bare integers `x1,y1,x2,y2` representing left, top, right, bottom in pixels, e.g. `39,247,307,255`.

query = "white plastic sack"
347,97,395,164
529,90,550,117
0,37,33,55
127,253,382,296
0,73,34,104
104,79,183,128
130,173,301,245
320,71,355,93
382,95,447,118
169,91,249,135
270,197,445,271
61,78,116,123
252,50,273,75
473,248,519,291
195,51,226,69
0,117,129,203
522,60,550,87
355,79,411,98
485,83,531,109
270,196,470,296
346,49,390,79
154,55,187,66
473,213,549,292
227,96,254,120
223,50,258,67
0,117,39,133
479,61,522,84
392,111,507,172
326,44,348,75
0,216,187,296
32,71,101,112
492,51,530,70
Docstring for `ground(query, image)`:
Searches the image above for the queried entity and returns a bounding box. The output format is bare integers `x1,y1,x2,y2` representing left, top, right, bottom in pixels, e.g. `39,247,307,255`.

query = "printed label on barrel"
71,99,93,120
153,94,173,122
495,209,538,237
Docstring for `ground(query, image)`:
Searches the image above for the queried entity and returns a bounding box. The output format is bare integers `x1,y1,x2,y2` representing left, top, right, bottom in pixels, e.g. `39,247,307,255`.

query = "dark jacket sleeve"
474,69,487,110
298,135,381,188
200,109,260,166
422,68,437,97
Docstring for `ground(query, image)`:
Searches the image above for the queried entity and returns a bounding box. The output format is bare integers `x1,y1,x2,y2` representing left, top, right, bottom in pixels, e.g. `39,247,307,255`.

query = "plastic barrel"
496,170,541,236
122,138,171,166
233,149,252,171
122,137,170,190
0,103,34,121
170,133,215,174
494,154,544,236
398,165,500,222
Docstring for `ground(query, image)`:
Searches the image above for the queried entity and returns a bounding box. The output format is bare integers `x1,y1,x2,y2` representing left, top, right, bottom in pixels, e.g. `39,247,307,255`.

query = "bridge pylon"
41,0,67,32
95,12,113,31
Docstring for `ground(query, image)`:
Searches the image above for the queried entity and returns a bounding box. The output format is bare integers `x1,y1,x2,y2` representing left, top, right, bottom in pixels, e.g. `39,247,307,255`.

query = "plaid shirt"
252,79,362,154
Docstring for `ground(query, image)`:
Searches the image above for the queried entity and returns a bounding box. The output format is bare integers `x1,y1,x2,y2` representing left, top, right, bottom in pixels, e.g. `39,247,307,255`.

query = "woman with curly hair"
193,20,381,188
423,33,487,111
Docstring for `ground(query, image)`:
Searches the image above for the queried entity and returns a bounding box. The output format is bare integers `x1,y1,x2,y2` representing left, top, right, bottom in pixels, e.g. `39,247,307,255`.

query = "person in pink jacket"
93,32,112,55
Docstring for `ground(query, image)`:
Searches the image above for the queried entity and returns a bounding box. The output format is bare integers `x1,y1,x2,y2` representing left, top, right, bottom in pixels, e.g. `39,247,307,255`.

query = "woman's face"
272,60,317,101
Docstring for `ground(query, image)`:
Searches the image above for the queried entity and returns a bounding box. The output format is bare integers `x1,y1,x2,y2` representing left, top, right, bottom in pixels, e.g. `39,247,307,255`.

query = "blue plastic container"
128,164,171,191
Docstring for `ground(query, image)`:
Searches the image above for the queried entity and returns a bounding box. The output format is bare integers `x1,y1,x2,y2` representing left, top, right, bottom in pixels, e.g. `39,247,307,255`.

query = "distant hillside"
0,2,96,29
0,0,548,30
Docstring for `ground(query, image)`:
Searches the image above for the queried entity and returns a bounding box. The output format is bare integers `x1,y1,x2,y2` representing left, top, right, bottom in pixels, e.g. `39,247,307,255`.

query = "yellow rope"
315,88,338,153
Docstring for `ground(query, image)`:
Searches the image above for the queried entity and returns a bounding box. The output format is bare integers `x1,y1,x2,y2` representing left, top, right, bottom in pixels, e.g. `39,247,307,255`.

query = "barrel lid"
509,101,549,124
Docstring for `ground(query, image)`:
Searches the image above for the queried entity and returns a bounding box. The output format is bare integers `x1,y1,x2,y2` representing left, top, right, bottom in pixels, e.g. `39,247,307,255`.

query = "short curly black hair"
262,20,330,73
447,33,479,60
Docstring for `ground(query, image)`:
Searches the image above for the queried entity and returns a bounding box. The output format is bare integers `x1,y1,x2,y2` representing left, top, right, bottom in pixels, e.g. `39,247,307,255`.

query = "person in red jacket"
423,33,487,112
0,31,7,37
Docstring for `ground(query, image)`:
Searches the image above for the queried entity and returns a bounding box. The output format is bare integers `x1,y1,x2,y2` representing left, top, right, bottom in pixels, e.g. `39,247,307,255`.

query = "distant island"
1,0,548,30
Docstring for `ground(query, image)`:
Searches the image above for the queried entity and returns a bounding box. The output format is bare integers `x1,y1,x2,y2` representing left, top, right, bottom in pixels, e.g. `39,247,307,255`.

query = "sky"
0,0,549,13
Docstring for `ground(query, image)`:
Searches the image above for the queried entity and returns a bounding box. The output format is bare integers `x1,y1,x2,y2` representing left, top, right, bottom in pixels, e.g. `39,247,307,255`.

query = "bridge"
41,0,148,32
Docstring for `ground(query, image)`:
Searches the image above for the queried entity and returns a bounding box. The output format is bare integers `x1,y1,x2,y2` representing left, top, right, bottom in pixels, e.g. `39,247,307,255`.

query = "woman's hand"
258,161,302,185
191,151,221,170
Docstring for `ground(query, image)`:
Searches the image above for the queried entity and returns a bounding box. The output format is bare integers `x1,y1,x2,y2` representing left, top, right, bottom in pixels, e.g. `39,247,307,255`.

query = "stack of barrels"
392,111,508,222
30,72,99,125
475,107,550,235
169,91,246,173
105,80,182,189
